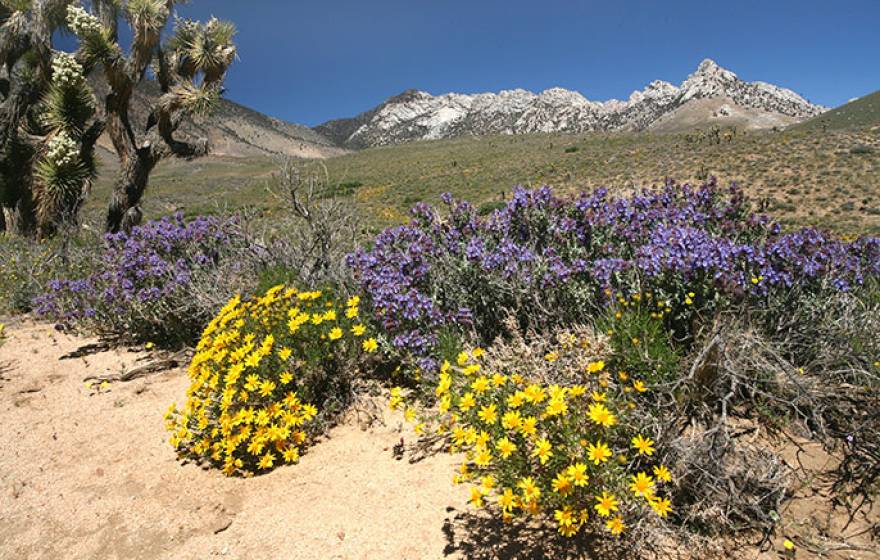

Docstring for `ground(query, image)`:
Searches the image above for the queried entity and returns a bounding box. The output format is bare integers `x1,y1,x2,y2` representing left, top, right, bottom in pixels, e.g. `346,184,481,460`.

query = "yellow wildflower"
653,464,672,483
605,516,625,535
594,491,619,517
587,440,612,465
496,437,517,459
629,472,655,497
532,438,553,465
631,434,655,456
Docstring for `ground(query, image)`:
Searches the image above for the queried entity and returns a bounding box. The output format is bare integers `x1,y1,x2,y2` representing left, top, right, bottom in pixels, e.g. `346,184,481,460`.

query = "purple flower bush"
348,180,880,370
34,213,243,345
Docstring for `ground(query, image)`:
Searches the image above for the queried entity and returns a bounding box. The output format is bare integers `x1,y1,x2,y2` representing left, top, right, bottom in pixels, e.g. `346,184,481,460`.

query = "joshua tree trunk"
1,193,37,236
75,2,234,234
106,146,156,232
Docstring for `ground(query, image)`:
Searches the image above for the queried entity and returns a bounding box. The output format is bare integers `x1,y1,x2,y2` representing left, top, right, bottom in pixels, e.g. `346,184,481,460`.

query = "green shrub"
0,233,101,314
597,292,681,385
477,200,507,216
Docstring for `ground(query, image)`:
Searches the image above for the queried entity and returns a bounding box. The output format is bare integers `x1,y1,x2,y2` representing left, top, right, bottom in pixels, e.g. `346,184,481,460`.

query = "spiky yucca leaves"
1,0,100,237
30,51,98,236
33,131,95,231
65,3,116,67
157,17,235,116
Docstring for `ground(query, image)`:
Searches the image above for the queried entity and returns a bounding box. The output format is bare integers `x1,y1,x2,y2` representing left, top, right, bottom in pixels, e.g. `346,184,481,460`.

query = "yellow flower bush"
166,285,377,476
394,329,673,538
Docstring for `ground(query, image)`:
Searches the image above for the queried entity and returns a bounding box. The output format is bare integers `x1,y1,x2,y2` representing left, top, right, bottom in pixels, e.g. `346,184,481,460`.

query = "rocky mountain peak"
315,60,826,148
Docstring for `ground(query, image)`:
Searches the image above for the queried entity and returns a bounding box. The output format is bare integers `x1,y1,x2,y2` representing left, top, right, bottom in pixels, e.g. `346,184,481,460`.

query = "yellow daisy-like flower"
501,410,522,430
258,451,276,470
605,516,625,535
477,404,498,425
496,437,517,459
587,440,612,465
594,491,618,517
555,506,578,536
474,447,492,467
497,487,517,512
587,403,617,428
351,324,366,336
631,434,655,456
517,476,541,502
458,392,476,412
653,464,672,483
523,384,547,403
258,380,276,397
586,360,605,373
520,416,538,437
469,486,485,508
551,471,573,495
567,463,589,487
650,496,672,518
328,327,343,340
632,380,647,393
532,438,553,465
471,376,490,393
362,338,378,353
629,472,655,497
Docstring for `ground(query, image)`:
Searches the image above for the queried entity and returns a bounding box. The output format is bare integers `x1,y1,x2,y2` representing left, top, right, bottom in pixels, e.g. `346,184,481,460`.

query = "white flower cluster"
66,4,103,37
45,132,79,167
51,51,84,86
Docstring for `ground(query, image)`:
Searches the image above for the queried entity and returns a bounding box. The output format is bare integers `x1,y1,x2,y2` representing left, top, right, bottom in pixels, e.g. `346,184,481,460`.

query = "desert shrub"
349,180,879,372
0,232,101,314
598,292,682,385
262,159,360,290
33,213,246,346
31,160,361,347
394,333,674,541
564,146,580,153
166,285,378,476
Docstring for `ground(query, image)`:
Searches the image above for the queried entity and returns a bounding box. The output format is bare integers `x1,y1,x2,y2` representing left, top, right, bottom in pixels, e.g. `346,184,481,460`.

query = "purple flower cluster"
348,180,880,367
35,213,240,344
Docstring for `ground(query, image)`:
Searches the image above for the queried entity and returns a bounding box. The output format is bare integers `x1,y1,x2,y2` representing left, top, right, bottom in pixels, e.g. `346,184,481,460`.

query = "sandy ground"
0,320,877,560
0,320,469,560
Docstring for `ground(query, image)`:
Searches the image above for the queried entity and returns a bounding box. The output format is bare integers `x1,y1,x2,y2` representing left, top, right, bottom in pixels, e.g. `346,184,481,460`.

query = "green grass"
84,126,880,236
792,90,880,132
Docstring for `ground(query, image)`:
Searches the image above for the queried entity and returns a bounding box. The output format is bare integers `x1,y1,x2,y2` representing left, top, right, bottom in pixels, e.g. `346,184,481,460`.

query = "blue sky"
124,1,880,126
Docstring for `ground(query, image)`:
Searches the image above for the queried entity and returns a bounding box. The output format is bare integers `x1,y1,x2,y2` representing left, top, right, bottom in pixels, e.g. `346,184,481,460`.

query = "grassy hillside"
85,126,880,236
793,90,880,131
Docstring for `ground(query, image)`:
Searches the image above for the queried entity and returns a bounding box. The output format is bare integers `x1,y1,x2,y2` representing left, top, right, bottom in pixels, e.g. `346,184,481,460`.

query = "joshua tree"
0,0,103,237
66,1,236,232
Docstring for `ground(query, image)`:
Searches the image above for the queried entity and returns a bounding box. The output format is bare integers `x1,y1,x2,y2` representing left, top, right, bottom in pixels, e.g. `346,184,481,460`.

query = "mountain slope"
89,76,344,159
791,90,880,132
316,59,825,148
